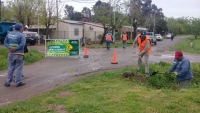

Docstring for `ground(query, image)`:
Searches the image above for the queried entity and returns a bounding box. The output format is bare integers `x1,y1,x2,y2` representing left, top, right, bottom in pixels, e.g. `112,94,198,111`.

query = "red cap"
175,50,183,58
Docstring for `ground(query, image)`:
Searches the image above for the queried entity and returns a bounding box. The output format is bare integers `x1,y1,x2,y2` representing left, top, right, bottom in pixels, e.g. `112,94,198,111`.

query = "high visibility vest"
137,34,151,52
122,34,127,41
106,34,112,41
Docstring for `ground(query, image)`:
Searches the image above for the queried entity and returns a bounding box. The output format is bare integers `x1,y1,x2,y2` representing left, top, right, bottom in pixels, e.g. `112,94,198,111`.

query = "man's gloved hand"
174,72,178,75
165,71,170,74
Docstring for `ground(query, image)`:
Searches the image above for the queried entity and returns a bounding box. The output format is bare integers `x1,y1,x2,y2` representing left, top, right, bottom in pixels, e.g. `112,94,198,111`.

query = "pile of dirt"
122,71,147,83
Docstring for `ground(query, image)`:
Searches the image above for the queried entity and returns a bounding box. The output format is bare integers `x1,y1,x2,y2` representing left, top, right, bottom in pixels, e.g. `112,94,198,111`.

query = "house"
49,20,104,41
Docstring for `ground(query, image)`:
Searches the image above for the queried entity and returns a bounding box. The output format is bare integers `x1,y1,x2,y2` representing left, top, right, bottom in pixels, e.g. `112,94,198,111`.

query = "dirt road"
0,35,200,106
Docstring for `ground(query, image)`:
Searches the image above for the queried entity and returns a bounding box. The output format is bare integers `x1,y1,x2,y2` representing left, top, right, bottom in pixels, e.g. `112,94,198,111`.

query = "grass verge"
0,47,44,71
1,62,200,113
170,36,200,53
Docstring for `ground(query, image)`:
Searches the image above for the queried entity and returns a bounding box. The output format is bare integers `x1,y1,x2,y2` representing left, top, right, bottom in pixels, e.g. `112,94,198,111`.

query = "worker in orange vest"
133,31,151,74
122,32,128,49
105,31,113,50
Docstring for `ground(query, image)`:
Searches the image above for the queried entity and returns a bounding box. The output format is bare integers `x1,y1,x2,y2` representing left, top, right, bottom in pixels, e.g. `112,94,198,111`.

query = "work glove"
165,71,170,74
174,72,178,75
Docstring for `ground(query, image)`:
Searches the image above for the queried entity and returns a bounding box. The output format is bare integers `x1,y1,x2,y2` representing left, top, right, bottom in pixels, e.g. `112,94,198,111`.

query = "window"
74,28,79,36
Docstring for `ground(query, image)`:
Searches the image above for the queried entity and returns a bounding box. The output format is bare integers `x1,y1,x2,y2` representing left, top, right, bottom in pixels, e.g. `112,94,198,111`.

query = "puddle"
154,54,162,56
160,54,174,58
156,49,166,52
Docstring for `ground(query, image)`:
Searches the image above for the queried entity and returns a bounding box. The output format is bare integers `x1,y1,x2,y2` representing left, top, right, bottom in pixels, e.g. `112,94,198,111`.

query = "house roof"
123,26,148,31
61,20,103,28
61,20,83,25
82,22,103,28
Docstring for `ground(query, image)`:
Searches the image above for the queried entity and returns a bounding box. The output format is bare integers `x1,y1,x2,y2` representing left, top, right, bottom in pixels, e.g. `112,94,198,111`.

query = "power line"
61,0,97,3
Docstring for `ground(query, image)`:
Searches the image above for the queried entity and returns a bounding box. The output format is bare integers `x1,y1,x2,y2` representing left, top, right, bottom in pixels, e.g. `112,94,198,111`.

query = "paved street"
1,35,200,106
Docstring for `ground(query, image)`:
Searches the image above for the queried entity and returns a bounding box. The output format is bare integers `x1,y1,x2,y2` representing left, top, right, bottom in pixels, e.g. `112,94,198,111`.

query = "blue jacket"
168,56,193,81
4,30,26,53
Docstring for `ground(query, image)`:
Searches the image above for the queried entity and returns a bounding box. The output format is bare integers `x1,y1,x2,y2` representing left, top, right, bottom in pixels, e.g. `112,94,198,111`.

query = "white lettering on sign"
71,41,78,44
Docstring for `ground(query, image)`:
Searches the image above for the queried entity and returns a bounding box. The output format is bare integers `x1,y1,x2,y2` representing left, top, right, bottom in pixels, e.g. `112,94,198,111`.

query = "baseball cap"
175,50,183,58
141,31,146,36
14,23,23,30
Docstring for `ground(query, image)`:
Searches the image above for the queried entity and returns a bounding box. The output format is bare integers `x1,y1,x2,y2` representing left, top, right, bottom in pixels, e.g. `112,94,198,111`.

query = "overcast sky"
2,0,200,18
65,0,200,18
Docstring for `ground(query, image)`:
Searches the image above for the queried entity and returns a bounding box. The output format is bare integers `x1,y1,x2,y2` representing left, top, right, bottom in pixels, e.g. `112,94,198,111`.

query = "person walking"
171,32,174,41
80,37,85,47
122,32,128,49
133,31,151,74
165,50,193,88
105,31,113,50
4,23,26,87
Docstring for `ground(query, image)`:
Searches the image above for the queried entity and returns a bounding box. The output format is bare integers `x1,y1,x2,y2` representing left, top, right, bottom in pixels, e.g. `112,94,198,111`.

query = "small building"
50,20,104,41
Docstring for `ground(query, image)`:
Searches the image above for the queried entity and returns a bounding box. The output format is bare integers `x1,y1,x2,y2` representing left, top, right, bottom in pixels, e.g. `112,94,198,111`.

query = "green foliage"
191,63,200,86
24,49,44,65
190,18,200,37
170,36,200,53
1,62,200,112
0,47,44,70
0,48,8,70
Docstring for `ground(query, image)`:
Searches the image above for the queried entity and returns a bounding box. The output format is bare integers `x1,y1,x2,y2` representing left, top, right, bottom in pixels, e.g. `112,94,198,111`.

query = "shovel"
150,71,177,76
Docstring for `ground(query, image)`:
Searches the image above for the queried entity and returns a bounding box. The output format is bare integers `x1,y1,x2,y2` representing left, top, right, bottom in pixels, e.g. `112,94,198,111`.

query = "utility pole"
153,11,157,34
113,1,116,42
56,0,59,38
37,1,40,45
0,0,2,21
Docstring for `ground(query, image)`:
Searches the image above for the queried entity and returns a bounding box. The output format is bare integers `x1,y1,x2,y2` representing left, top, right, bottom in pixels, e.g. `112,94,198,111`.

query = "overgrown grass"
85,40,133,48
1,61,200,113
0,47,44,70
170,36,200,53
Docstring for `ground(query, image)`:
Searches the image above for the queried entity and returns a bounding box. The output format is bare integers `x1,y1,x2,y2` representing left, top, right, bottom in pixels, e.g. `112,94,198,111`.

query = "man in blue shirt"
166,50,193,88
4,23,26,87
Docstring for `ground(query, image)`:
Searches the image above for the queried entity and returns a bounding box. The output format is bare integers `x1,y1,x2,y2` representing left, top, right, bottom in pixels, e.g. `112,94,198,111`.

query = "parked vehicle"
166,33,172,39
0,22,38,45
23,30,39,45
146,32,157,45
155,34,163,41
0,21,16,44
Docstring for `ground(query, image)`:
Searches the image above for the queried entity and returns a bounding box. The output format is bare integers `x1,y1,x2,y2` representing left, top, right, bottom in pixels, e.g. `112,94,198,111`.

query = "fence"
48,31,104,44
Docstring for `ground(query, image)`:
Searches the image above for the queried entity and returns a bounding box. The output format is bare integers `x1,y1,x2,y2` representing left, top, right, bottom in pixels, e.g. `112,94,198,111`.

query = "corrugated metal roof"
62,20,83,25
123,26,148,30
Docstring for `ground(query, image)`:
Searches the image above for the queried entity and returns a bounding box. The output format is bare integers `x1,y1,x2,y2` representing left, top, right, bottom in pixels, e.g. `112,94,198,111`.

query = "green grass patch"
86,40,133,48
170,36,200,53
1,61,200,113
0,47,44,70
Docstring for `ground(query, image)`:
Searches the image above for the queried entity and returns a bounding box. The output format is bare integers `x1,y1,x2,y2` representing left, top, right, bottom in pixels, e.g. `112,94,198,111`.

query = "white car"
155,34,163,41
166,33,172,39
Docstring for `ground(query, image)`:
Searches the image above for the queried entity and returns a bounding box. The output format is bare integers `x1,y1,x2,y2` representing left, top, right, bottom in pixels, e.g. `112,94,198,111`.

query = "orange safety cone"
111,49,118,64
83,46,89,58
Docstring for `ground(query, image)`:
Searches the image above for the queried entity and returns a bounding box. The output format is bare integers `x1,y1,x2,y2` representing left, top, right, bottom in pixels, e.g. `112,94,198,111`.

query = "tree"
6,0,42,26
190,18,200,39
92,1,113,44
64,4,74,20
40,0,58,39
128,0,144,39
81,7,92,22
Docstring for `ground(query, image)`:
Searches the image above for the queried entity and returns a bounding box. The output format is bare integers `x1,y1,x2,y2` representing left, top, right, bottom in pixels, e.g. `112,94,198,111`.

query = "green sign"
46,39,79,56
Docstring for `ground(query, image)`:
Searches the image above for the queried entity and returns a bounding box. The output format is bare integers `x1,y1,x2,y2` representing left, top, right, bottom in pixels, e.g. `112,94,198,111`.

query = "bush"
148,61,176,89
0,47,44,70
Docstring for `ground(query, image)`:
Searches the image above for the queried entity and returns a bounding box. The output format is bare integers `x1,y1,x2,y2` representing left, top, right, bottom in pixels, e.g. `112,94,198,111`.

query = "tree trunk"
46,26,50,39
132,23,137,40
100,27,108,44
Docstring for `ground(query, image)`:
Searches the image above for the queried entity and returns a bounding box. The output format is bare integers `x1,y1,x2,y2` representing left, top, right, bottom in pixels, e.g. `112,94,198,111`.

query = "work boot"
4,83,10,87
16,82,25,87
